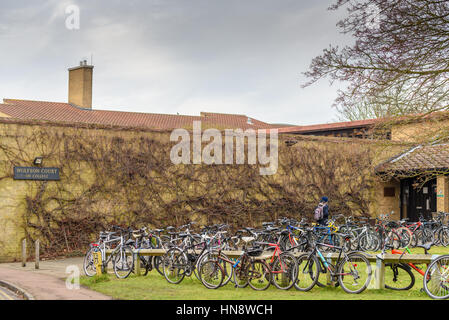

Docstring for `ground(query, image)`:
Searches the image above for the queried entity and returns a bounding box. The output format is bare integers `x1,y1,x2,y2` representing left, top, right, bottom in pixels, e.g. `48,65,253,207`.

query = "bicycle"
254,237,298,290
83,230,120,276
128,227,155,276
295,229,373,293
198,238,266,290
423,254,449,299
162,228,228,284
84,226,135,279
384,243,434,290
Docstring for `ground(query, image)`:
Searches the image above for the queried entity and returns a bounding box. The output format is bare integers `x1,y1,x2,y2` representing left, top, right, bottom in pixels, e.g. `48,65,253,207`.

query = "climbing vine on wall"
0,123,378,257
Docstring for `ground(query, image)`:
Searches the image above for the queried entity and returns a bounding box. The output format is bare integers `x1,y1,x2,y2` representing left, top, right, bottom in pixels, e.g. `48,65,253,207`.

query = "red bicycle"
254,238,298,290
384,243,433,290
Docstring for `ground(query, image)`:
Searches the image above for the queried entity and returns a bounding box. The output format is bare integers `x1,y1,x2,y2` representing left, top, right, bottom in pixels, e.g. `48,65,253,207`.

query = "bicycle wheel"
199,259,224,289
227,236,240,250
196,251,220,282
337,234,353,252
152,256,164,276
316,258,331,288
412,229,434,246
422,228,435,244
384,263,415,290
433,228,443,246
271,252,297,290
83,247,97,277
440,228,449,247
423,255,449,299
344,230,359,251
359,232,380,252
113,246,134,279
337,252,372,294
248,260,271,291
386,230,401,250
411,231,420,247
162,248,188,284
282,234,298,251
233,264,249,288
215,253,234,286
294,253,319,292
395,228,412,248
139,256,152,276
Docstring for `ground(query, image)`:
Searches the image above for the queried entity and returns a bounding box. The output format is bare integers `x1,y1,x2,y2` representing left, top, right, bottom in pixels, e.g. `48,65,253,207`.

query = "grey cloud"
0,0,350,125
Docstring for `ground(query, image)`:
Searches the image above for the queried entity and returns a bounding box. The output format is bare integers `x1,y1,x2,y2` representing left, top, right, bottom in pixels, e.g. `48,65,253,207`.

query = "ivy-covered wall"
0,119,395,261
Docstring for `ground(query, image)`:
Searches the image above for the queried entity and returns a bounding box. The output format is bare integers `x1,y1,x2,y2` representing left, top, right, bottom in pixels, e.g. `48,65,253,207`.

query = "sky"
0,0,352,126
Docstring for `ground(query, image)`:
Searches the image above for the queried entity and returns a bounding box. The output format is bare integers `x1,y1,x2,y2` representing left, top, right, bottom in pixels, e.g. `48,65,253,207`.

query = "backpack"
314,203,325,221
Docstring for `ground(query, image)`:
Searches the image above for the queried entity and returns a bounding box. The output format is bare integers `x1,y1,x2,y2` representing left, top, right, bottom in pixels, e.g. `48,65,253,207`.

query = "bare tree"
303,0,449,121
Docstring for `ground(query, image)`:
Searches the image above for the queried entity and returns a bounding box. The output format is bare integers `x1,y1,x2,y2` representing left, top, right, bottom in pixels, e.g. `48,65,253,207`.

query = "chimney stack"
68,61,94,109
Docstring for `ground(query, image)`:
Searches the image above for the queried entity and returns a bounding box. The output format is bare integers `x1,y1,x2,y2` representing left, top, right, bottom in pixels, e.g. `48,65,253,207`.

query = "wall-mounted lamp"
33,157,43,166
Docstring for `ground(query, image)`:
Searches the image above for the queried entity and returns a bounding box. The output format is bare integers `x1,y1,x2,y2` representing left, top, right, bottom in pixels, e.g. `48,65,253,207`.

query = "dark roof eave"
375,167,449,177
280,123,375,134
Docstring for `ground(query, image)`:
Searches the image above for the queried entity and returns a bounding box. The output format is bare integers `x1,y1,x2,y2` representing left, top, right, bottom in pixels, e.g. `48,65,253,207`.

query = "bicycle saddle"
247,248,263,257
241,236,255,243
416,242,433,253
132,232,143,239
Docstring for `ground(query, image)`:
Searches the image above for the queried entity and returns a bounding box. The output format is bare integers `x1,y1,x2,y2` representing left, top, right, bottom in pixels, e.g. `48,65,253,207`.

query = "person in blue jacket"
317,196,329,226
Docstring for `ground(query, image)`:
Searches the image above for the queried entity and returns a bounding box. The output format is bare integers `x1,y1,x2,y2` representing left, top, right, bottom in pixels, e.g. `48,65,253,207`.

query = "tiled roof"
277,111,449,135
375,143,449,173
0,99,276,130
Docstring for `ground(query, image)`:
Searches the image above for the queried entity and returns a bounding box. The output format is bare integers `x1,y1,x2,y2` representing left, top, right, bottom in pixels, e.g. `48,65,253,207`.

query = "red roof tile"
376,144,449,173
0,99,277,130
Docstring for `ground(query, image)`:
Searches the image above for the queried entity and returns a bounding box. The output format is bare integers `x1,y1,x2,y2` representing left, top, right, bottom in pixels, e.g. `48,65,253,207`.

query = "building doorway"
401,178,436,222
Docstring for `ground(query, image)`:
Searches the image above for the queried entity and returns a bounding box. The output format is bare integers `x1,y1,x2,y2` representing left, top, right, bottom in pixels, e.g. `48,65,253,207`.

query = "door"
402,178,436,222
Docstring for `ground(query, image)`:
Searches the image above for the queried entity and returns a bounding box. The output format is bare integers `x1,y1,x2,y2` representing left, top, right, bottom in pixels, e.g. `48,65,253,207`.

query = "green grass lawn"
80,246,449,300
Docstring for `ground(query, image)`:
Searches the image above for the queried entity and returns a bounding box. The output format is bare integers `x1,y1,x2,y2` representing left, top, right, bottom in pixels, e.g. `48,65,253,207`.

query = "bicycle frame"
313,242,346,275
314,225,334,244
91,232,122,265
391,248,427,277
259,242,287,274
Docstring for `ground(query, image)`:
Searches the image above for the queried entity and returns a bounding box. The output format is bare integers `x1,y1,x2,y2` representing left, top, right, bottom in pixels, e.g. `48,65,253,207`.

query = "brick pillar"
436,176,449,212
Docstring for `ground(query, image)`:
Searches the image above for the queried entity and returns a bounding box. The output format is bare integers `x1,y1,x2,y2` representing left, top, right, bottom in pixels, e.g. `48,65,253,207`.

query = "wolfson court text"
13,167,60,181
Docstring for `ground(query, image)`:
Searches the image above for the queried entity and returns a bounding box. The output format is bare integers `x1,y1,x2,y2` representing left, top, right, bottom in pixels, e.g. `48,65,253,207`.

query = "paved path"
0,257,112,300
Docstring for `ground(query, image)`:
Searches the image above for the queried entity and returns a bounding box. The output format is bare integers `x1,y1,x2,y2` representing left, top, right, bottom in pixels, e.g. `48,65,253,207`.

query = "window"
384,187,395,197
